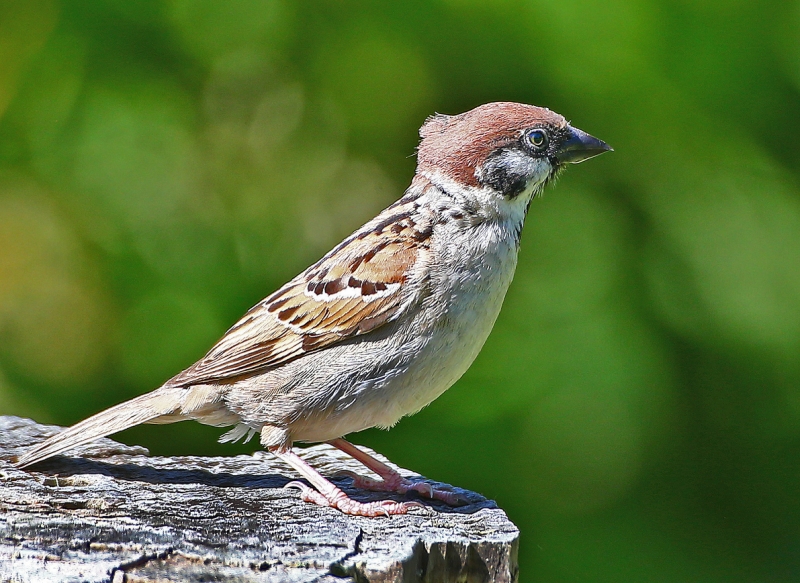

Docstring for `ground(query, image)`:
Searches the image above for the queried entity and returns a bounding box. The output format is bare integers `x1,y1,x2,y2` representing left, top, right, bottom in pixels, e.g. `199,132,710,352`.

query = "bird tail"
16,387,190,468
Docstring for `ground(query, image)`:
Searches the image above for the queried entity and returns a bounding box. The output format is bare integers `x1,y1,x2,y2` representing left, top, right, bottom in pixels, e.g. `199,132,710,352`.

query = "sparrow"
17,102,611,516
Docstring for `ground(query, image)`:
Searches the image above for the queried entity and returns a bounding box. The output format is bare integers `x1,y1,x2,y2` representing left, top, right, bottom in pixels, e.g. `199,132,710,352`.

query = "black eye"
525,128,549,150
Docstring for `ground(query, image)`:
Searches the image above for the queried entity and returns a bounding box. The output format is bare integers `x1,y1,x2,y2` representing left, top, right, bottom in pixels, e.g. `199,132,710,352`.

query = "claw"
339,471,466,506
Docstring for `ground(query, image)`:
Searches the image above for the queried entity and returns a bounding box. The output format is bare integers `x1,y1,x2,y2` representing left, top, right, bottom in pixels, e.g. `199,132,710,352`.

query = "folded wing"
167,201,433,387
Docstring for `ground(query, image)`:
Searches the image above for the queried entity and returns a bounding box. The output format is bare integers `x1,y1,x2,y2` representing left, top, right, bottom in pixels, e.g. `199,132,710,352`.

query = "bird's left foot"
336,470,468,506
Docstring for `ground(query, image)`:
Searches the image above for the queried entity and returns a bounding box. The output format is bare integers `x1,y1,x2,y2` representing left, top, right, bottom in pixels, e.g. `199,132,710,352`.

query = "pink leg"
328,438,467,506
272,447,423,517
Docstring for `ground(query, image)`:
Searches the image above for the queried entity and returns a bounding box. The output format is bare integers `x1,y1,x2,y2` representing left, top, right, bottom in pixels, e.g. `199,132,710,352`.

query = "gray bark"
0,416,519,582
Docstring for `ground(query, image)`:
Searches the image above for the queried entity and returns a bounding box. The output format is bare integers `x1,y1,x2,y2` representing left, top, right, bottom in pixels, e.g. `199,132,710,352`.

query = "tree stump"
0,416,519,582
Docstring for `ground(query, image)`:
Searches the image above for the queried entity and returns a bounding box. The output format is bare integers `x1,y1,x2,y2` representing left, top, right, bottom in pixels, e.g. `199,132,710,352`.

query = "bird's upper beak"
555,125,613,164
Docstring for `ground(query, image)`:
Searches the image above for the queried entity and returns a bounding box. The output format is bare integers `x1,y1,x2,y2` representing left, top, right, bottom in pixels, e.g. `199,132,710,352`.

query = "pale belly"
380,272,513,423
286,295,511,443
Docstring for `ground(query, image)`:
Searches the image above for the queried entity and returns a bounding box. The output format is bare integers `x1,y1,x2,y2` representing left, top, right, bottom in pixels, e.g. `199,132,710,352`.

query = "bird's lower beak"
555,125,613,164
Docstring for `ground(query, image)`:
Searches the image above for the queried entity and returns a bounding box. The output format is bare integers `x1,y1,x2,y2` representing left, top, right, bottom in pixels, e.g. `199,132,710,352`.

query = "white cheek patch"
525,157,554,188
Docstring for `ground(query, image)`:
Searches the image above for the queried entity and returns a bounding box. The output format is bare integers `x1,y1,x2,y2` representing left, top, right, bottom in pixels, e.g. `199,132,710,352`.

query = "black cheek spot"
481,148,532,199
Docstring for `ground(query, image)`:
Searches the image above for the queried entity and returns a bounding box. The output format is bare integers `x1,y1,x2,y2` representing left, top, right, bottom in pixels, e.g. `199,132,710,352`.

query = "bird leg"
272,447,422,517
328,438,467,506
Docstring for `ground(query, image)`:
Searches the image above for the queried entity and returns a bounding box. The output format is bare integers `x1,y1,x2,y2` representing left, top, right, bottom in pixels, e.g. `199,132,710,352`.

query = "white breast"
381,215,521,420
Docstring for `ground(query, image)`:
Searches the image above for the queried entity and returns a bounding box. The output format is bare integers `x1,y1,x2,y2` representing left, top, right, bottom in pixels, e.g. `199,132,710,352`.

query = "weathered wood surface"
0,416,519,582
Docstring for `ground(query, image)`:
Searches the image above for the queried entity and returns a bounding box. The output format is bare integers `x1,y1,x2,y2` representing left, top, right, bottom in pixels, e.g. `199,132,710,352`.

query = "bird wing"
167,199,433,387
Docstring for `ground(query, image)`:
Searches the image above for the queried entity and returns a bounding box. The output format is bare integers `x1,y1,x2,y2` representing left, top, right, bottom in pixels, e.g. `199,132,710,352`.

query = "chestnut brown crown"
416,102,610,193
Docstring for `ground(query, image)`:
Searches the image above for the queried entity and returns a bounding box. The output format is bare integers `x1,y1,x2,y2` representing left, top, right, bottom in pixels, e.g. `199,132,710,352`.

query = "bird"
17,102,612,516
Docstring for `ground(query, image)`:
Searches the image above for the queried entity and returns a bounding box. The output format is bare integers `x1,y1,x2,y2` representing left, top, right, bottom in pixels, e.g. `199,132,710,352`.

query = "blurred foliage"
1,1,800,580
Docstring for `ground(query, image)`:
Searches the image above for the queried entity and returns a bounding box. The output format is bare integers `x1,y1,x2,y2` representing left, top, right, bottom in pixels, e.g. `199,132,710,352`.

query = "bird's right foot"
335,470,468,506
285,480,423,517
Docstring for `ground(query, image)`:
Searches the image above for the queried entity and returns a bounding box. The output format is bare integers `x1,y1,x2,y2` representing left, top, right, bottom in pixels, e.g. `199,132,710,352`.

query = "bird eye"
526,128,548,150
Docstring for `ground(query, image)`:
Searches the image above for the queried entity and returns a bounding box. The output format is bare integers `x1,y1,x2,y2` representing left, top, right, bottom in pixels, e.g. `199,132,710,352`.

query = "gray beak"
555,125,613,164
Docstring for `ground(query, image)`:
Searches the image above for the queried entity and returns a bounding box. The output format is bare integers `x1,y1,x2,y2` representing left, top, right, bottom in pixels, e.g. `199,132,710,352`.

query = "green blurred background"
2,1,800,580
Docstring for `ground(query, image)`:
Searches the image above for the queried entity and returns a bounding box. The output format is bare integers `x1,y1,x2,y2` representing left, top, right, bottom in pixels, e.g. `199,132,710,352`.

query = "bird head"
417,102,611,202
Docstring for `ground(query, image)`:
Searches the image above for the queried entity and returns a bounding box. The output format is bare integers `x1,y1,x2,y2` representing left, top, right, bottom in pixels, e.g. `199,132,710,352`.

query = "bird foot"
285,480,424,517
335,470,468,506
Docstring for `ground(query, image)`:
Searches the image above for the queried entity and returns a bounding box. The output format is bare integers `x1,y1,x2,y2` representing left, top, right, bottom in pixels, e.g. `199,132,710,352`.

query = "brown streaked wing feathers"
166,205,430,387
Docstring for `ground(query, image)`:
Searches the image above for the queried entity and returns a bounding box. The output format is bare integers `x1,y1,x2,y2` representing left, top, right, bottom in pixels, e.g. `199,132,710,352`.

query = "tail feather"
16,388,185,468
